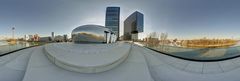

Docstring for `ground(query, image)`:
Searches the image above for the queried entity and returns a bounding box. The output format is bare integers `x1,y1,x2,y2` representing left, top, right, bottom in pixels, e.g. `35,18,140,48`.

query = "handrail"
0,44,43,57
145,46,240,62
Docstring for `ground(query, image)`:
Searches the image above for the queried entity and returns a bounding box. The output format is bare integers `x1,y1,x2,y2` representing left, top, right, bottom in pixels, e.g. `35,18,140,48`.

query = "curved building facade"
72,25,116,44
124,11,144,40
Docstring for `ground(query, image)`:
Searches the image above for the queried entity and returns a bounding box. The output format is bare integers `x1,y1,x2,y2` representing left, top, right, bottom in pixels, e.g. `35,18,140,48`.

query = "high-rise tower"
105,7,120,40
124,11,144,40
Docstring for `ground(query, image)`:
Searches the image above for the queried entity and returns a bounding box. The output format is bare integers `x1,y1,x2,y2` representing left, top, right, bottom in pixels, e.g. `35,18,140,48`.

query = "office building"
105,7,120,40
124,11,144,40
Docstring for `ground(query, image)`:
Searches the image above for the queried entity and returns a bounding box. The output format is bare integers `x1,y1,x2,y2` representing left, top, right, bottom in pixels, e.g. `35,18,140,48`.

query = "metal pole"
12,27,15,39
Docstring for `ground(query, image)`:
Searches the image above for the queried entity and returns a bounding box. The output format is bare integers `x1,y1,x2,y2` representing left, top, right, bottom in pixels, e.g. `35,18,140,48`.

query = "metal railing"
0,41,45,56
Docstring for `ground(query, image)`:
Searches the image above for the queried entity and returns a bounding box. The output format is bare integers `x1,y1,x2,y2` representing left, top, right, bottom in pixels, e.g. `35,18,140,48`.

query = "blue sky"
0,0,240,39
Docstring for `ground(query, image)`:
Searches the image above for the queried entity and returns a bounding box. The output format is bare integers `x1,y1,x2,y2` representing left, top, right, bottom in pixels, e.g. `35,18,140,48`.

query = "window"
106,21,119,26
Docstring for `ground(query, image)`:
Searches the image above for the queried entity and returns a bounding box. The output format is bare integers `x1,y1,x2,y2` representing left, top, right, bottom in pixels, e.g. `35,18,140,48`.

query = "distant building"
54,35,64,42
105,7,120,40
27,34,40,42
124,11,144,40
24,35,29,41
33,34,40,41
51,32,55,41
63,34,68,42
28,35,33,41
39,37,52,42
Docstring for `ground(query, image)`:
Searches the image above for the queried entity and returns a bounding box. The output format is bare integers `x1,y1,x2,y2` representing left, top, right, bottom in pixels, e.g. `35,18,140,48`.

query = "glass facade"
124,11,144,40
136,13,144,33
105,7,120,40
72,25,117,44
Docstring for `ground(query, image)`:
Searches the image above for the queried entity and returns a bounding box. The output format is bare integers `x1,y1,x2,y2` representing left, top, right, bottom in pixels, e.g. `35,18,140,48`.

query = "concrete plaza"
0,42,240,81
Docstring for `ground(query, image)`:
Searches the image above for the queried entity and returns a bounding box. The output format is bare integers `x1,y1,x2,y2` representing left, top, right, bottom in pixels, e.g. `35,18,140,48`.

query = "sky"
0,0,240,39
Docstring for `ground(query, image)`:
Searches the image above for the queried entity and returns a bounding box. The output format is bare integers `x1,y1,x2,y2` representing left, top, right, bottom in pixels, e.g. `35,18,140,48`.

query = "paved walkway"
133,44,240,81
0,47,34,81
22,44,153,81
1,43,240,81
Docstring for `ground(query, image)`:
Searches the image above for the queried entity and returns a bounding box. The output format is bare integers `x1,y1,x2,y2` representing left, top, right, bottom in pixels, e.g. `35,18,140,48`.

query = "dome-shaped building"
72,25,116,43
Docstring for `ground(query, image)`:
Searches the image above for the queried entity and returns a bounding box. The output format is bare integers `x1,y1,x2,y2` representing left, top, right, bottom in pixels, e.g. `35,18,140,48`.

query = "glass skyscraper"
105,7,120,40
124,11,144,40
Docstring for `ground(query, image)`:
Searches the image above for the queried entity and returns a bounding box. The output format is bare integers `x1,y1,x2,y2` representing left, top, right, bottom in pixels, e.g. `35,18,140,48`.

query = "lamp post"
12,27,15,39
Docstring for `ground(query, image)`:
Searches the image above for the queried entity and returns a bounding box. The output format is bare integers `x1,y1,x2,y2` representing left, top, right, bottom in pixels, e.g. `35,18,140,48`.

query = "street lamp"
12,27,15,39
